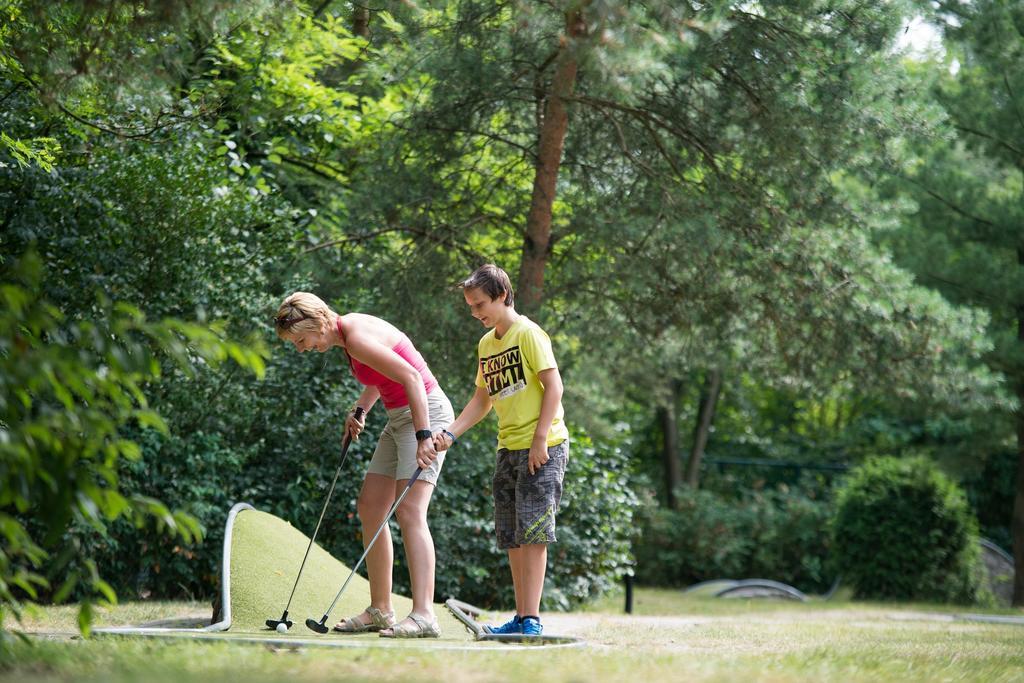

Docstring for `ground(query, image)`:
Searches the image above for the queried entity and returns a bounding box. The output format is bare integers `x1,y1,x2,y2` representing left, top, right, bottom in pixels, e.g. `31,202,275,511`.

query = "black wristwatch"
415,429,433,442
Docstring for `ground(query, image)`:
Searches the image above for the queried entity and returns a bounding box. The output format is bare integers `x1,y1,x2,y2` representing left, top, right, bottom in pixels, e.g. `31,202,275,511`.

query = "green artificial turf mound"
225,507,472,640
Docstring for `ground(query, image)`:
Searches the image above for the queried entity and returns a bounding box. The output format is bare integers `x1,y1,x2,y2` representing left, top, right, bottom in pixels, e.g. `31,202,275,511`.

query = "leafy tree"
878,0,1024,603
1,0,301,607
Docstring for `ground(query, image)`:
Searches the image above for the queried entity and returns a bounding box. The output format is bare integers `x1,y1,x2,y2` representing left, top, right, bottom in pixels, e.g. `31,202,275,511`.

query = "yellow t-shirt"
475,316,569,450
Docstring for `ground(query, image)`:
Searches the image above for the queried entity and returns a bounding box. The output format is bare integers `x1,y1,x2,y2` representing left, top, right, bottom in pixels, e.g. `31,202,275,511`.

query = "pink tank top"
336,318,438,409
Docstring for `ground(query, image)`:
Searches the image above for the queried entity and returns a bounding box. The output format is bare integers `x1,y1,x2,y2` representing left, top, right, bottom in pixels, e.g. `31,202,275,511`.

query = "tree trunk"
1014,248,1024,606
660,379,682,509
684,369,723,488
517,5,588,314
1014,406,1024,606
352,6,370,38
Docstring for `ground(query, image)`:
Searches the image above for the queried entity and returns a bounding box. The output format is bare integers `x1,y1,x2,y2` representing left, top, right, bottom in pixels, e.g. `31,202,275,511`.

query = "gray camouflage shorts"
492,440,569,550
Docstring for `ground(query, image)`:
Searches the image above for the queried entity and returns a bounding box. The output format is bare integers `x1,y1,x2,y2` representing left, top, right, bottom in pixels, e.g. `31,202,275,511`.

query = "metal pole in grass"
266,407,364,632
306,468,423,634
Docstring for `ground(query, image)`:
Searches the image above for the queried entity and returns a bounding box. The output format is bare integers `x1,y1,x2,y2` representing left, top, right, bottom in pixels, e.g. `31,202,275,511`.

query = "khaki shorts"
366,387,454,484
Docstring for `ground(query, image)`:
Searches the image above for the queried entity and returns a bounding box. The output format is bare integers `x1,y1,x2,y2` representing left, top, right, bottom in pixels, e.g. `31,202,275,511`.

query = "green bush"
831,456,983,603
78,429,259,600
0,252,265,633
1,110,300,604
634,486,834,593
537,433,639,609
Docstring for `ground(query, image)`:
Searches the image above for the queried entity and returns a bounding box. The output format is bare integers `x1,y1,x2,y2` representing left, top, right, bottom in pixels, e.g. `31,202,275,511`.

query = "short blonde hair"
274,292,332,339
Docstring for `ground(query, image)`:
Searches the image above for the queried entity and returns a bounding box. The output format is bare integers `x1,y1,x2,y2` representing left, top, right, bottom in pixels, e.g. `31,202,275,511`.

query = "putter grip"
344,406,365,447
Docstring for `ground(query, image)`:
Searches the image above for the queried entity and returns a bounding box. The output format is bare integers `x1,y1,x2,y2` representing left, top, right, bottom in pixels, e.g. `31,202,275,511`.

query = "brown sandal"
379,613,440,639
332,606,395,633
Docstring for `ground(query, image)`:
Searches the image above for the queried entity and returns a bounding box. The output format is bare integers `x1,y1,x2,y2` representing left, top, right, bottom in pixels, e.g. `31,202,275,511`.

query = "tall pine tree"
888,1,1024,604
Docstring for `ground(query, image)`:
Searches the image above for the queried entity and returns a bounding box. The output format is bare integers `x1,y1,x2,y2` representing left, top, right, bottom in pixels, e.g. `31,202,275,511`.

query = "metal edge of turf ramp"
444,598,583,647
92,501,251,638
207,502,254,631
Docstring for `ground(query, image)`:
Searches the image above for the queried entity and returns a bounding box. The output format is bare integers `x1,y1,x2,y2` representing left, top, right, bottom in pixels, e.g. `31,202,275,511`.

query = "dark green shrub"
80,429,259,600
634,486,833,592
746,488,834,590
831,456,983,603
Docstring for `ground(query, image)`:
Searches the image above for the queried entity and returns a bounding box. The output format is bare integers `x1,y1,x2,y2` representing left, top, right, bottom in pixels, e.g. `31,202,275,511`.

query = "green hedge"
831,456,984,603
634,486,834,593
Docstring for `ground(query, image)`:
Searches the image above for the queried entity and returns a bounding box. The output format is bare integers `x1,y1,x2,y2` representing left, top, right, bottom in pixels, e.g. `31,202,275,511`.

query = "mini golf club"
265,407,364,632
306,467,424,634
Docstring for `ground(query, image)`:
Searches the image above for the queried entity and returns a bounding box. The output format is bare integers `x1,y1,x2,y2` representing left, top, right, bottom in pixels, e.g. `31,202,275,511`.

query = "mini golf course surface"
96,504,580,650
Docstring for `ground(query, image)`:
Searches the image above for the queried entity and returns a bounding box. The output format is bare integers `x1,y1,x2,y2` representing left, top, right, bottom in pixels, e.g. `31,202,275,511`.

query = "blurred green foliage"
634,486,834,594
0,251,266,633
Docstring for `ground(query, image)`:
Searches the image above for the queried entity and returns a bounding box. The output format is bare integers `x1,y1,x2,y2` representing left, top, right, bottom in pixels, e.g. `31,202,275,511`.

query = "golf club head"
265,610,292,630
265,618,293,630
305,616,329,634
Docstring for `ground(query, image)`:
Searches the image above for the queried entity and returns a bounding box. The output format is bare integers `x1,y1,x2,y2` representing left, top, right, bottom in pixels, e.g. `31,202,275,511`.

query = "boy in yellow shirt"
424,264,569,637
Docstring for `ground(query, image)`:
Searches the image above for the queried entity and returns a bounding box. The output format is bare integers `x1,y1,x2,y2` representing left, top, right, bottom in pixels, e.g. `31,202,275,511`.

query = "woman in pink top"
275,292,454,638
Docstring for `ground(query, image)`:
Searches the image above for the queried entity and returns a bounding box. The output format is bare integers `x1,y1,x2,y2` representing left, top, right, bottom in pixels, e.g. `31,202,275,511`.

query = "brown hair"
460,264,514,306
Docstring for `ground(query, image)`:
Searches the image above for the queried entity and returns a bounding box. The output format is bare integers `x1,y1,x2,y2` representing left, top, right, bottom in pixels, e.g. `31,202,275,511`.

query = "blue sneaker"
483,614,522,634
521,617,543,637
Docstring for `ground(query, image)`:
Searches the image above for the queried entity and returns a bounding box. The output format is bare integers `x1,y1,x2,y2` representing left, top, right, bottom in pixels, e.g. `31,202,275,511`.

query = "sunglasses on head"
274,314,307,330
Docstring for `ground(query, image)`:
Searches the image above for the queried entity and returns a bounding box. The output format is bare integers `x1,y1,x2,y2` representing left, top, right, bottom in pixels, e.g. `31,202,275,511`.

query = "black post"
624,574,634,614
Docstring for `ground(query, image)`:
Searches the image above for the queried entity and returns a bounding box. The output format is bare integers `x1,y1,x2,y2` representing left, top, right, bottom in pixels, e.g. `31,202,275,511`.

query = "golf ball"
276,622,288,634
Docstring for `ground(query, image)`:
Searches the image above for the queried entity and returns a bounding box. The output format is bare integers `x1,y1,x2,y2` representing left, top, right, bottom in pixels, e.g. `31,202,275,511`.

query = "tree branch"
591,104,657,178
393,120,537,161
0,83,22,106
953,123,1024,159
279,154,347,181
52,100,210,140
570,94,720,174
1002,73,1024,143
921,272,1004,306
897,173,997,228
301,220,488,263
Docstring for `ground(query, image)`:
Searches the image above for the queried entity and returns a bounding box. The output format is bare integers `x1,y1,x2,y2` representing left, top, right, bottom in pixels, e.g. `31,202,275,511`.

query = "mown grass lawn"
2,588,1022,682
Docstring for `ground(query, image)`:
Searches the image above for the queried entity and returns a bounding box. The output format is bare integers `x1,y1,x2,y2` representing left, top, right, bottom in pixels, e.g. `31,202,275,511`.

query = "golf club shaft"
319,467,423,620
282,407,364,613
